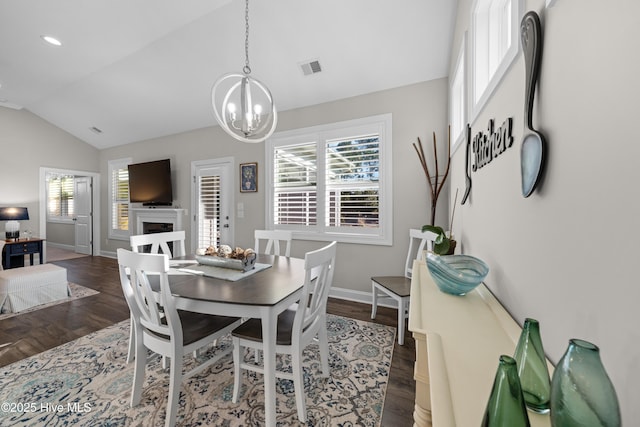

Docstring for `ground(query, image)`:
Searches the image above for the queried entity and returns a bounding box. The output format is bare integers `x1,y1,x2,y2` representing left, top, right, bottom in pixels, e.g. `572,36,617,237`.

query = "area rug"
0,314,395,426
0,283,99,321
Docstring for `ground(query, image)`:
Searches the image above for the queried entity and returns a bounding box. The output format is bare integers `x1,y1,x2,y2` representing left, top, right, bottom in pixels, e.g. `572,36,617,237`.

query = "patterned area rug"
0,283,99,320
0,314,395,426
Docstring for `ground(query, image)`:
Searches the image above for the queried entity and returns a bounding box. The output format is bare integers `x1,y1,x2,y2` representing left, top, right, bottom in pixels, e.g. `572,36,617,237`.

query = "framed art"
240,162,258,192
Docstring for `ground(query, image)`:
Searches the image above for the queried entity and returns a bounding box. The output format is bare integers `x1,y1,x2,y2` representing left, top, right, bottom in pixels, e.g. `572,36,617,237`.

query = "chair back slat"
404,229,439,278
254,229,293,257
130,230,186,258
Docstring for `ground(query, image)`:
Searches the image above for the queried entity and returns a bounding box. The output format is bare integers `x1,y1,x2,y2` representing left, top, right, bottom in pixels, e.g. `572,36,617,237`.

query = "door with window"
191,159,233,252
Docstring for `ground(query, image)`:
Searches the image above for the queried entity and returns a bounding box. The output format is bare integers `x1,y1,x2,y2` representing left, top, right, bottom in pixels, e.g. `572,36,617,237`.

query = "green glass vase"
482,355,531,427
550,339,621,427
513,318,551,413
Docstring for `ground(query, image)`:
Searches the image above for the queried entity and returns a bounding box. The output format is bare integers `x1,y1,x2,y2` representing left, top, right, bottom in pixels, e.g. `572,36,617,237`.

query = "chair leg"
371,282,378,319
162,355,169,370
291,349,307,422
232,339,242,404
164,351,183,427
126,316,135,363
130,328,146,406
317,327,330,377
397,298,407,346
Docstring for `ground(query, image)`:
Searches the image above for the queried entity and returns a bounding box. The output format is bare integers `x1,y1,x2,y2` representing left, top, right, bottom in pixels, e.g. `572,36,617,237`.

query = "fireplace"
143,222,174,234
130,208,186,235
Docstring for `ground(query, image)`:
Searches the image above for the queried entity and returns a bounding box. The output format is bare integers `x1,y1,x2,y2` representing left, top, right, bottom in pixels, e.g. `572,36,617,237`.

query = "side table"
2,238,45,269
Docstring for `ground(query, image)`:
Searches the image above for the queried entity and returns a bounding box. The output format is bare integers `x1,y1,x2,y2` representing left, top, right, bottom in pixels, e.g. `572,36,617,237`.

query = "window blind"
325,135,380,228
47,174,75,219
197,174,221,248
111,167,129,232
274,142,318,225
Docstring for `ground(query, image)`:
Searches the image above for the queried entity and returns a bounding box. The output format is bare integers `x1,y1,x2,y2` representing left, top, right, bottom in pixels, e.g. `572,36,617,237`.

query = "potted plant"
422,189,457,255
413,127,457,255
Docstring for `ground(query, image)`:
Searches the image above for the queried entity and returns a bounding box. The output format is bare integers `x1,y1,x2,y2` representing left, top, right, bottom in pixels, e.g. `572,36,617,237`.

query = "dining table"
165,253,307,427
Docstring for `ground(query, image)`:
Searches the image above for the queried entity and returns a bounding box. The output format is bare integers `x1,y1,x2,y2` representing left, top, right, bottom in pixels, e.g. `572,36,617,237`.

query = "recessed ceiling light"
41,35,62,46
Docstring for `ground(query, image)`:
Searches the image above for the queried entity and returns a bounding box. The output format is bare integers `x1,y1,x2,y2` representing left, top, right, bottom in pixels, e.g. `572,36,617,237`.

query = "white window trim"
108,157,131,240
450,32,467,154
470,0,523,122
265,114,393,246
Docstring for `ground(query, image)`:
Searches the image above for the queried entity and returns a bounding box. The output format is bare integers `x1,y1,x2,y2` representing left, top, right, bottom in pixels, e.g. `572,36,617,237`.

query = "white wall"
449,0,640,423
99,79,450,295
0,107,99,239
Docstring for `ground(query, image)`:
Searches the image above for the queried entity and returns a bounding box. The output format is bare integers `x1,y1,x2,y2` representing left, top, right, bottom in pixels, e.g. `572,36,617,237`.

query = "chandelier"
211,0,277,143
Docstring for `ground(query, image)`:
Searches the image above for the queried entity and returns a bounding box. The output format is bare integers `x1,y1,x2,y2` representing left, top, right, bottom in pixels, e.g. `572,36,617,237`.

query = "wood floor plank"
0,256,416,426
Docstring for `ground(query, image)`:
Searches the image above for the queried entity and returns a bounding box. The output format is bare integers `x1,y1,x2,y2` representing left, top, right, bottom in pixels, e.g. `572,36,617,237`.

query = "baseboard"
47,242,75,251
329,285,397,308
100,250,117,259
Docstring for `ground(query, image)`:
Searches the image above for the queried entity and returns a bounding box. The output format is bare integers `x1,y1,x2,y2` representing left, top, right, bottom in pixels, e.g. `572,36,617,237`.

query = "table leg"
261,309,277,427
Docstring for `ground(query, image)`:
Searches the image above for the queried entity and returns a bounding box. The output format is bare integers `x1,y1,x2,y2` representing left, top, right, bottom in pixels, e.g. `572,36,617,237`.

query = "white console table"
408,259,552,427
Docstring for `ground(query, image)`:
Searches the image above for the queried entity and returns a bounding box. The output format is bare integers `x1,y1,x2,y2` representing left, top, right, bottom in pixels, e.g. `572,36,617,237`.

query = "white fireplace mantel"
130,208,186,235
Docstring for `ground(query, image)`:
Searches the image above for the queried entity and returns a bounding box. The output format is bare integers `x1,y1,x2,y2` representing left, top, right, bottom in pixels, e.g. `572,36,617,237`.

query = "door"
74,176,93,255
192,159,233,252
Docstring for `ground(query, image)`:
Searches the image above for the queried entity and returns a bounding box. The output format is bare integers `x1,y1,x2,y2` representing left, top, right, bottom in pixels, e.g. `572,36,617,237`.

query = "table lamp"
0,207,29,239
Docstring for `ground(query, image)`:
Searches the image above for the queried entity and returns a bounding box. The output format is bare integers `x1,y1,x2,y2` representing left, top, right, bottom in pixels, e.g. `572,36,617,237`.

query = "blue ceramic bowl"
426,253,489,296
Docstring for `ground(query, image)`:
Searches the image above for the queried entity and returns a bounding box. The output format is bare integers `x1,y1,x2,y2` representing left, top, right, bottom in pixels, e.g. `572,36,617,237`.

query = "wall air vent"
300,59,322,76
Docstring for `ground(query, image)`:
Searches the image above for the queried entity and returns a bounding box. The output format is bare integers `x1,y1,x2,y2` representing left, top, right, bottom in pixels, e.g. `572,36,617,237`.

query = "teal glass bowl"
426,253,489,295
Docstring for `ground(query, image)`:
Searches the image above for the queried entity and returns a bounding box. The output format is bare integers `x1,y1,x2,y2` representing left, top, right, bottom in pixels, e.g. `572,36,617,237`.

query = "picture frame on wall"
240,162,258,192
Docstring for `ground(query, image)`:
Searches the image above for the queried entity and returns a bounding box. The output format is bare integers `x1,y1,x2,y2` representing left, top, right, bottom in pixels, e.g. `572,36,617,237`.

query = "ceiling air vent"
90,126,103,134
300,60,322,76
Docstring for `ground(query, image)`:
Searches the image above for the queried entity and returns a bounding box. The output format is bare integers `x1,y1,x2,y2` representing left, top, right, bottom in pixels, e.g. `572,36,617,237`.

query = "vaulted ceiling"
0,0,456,149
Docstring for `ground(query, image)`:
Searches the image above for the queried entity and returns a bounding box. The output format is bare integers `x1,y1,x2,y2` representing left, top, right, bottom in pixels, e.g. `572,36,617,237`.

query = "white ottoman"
0,264,69,313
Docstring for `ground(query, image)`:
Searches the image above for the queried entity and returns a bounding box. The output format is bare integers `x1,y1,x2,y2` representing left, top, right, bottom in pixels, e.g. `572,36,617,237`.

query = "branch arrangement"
413,127,451,226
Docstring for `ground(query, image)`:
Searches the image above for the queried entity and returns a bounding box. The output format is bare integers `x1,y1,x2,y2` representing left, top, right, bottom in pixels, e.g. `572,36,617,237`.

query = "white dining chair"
254,229,292,257
117,249,242,427
126,230,187,363
231,241,337,423
371,228,438,345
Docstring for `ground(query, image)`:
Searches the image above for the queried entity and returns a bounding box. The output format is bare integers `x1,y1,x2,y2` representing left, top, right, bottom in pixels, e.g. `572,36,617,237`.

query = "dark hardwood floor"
0,256,416,426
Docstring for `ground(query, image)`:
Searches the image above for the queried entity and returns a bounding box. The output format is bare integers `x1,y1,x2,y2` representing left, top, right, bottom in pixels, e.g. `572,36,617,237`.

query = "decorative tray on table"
194,245,256,272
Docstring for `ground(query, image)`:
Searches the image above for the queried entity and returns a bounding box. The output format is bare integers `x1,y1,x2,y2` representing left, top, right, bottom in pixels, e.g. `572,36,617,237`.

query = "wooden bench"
0,264,69,313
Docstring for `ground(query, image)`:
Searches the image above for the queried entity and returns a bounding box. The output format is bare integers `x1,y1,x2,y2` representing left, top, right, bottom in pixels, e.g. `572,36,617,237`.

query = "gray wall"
0,107,99,240
99,79,450,294
449,0,639,423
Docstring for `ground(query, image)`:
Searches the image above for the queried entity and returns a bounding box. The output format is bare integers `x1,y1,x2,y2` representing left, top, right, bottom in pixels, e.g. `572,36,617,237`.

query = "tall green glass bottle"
513,318,551,413
482,355,531,427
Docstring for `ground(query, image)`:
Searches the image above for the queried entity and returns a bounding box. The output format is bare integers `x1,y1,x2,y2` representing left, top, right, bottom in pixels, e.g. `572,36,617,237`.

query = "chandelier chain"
244,0,251,74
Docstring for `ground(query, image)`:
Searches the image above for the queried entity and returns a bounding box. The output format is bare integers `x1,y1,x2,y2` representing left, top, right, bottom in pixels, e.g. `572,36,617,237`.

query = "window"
109,158,131,240
471,0,522,120
450,33,467,151
46,173,75,222
266,114,392,245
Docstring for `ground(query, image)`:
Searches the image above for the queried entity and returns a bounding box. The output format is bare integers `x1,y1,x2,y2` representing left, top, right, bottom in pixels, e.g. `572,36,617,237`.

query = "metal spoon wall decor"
520,11,546,198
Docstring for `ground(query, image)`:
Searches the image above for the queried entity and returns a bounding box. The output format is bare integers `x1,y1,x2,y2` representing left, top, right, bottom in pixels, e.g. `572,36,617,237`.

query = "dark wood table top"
2,237,44,244
167,254,307,307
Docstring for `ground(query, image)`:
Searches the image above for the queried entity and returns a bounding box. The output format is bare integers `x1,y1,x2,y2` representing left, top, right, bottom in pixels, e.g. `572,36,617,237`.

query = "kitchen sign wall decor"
472,117,514,171
462,118,514,205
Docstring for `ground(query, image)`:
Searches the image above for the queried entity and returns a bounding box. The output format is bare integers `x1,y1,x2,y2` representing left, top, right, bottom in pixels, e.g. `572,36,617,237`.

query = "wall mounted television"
127,159,173,206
